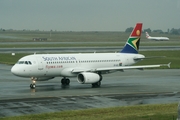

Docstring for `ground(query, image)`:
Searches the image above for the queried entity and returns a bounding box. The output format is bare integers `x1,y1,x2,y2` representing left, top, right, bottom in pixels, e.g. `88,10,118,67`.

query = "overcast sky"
0,0,180,31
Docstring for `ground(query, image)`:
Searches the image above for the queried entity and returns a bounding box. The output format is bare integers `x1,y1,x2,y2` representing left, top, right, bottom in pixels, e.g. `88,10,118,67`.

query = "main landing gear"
29,77,70,89
29,74,102,89
92,74,102,88
61,77,70,86
92,81,101,88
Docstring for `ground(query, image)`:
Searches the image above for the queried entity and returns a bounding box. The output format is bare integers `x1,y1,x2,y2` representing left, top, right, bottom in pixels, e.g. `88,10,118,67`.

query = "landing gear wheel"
61,78,66,85
30,83,36,89
30,78,36,89
61,78,70,85
99,74,103,81
92,73,102,88
65,79,70,85
92,81,101,88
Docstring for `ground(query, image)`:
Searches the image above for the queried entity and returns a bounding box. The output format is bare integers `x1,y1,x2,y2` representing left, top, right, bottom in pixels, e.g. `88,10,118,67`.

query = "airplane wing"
72,68,92,73
96,63,170,71
72,62,171,73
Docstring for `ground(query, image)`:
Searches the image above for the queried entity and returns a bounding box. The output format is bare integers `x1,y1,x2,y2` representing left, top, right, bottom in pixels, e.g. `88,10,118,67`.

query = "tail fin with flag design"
120,23,142,54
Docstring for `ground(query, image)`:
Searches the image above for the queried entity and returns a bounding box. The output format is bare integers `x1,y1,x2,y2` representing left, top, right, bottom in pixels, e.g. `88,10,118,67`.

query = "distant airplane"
11,23,170,89
145,32,169,41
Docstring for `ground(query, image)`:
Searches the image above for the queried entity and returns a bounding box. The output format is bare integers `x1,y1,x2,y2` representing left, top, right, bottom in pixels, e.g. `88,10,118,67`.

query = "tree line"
1,27,180,35
125,27,180,35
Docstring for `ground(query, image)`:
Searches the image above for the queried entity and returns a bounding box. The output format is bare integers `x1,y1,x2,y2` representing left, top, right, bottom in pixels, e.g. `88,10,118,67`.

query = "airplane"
11,23,170,89
145,32,169,41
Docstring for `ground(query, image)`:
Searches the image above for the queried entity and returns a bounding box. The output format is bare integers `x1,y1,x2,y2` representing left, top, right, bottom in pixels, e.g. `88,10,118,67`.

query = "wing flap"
72,68,92,73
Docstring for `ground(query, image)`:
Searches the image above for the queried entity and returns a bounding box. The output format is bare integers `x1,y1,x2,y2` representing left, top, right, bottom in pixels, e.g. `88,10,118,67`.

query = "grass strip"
0,42,180,48
0,103,177,120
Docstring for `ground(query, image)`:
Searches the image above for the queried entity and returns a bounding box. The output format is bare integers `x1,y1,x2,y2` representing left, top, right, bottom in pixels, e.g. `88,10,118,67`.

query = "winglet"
121,23,143,54
167,62,171,68
160,62,171,68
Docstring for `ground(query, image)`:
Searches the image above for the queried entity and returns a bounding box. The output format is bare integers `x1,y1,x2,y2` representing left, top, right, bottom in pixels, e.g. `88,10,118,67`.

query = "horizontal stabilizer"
134,56,166,60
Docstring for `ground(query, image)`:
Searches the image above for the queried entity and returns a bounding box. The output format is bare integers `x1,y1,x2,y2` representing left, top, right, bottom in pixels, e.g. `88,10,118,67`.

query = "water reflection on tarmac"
0,64,180,117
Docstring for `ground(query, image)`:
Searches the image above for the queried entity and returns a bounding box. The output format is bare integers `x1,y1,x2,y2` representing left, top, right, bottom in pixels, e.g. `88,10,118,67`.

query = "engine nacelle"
77,72,100,84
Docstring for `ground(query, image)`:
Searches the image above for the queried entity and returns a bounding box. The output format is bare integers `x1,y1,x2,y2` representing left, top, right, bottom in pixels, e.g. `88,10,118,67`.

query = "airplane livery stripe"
127,37,140,51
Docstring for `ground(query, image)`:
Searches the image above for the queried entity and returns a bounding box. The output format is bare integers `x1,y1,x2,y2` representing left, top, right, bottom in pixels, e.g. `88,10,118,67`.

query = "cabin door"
36,57,44,70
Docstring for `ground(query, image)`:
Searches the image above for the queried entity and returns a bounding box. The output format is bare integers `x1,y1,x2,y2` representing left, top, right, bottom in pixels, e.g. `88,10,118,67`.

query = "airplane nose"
11,65,19,76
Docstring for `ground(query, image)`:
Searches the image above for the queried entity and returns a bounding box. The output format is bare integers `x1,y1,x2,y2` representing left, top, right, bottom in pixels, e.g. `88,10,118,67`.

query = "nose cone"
11,65,20,76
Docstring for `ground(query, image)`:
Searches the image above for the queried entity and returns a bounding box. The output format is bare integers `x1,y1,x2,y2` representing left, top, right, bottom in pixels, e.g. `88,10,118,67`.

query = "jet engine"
77,72,100,84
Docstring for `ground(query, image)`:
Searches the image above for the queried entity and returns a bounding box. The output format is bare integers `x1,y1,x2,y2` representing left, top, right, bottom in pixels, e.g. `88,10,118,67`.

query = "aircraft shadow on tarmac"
27,82,145,93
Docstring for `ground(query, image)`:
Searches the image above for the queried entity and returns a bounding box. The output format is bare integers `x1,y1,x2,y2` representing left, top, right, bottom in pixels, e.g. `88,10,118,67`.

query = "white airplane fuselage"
11,53,144,80
11,23,169,89
147,36,169,41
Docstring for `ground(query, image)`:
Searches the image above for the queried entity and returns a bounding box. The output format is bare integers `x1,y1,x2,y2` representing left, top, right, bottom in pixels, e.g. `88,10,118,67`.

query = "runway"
0,64,180,117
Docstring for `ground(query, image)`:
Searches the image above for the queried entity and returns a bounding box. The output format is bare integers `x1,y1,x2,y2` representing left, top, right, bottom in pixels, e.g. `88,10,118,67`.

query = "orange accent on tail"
130,23,142,37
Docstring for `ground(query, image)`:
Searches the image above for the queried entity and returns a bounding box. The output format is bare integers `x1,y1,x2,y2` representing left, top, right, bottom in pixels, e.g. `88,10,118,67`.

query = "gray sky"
0,0,180,31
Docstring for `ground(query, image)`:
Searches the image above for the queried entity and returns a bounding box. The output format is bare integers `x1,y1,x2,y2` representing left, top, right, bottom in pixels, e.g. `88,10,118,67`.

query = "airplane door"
124,55,129,66
36,57,43,70
77,59,81,67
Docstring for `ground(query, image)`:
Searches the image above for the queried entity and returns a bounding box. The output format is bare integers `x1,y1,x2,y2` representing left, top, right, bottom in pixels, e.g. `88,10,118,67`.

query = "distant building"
33,38,47,41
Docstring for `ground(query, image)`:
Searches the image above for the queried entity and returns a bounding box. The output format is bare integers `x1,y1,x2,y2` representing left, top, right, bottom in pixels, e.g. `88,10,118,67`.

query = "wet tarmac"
0,64,180,117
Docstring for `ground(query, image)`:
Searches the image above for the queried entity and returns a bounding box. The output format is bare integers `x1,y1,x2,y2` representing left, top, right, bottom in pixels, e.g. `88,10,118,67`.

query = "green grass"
0,50,180,69
0,31,127,42
0,43,123,48
0,53,27,65
0,103,177,120
0,31,180,43
1,31,180,48
0,41,180,48
137,50,180,69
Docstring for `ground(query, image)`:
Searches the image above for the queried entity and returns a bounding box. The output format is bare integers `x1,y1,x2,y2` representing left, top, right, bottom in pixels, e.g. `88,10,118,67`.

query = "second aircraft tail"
145,32,150,38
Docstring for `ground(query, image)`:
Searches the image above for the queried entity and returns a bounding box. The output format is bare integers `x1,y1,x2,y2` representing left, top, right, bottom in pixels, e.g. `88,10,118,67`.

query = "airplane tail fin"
145,32,150,38
120,23,142,54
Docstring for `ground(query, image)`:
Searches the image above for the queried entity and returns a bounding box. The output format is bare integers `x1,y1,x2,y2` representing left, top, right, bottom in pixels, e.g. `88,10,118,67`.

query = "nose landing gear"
30,83,36,89
30,79,36,89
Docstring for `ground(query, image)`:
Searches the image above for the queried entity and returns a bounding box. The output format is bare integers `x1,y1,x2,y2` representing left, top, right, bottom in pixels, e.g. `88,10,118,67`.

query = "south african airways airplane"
146,32,169,41
11,23,170,89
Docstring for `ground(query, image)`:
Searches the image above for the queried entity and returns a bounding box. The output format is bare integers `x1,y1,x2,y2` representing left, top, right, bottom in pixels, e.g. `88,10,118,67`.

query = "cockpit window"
28,61,32,65
16,61,32,65
18,61,24,64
